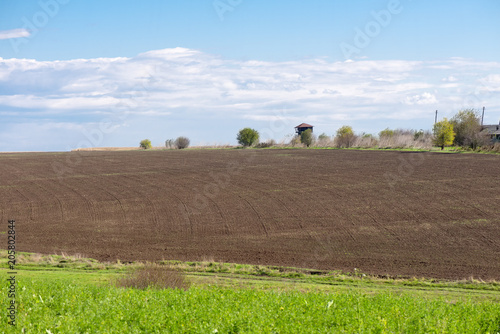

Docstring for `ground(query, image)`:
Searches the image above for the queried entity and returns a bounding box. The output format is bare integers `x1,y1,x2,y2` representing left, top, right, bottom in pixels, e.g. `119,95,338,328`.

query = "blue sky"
0,0,499,151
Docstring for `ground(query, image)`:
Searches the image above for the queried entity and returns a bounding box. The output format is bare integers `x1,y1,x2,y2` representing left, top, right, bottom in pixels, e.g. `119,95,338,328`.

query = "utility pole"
435,110,438,124
481,106,485,126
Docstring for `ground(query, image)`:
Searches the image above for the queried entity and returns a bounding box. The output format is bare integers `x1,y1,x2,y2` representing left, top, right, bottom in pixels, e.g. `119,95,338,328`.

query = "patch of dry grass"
115,263,190,290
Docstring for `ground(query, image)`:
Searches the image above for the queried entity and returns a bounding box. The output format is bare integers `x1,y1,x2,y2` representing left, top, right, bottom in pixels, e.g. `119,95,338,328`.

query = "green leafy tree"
300,129,314,147
450,109,482,148
175,136,190,149
335,125,355,148
413,129,425,141
237,128,259,147
289,136,301,147
318,133,329,141
139,139,152,150
433,118,455,150
316,133,331,147
379,128,394,138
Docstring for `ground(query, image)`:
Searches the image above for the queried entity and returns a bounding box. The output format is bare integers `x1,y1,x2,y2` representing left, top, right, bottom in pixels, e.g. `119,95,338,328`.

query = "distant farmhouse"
482,121,500,142
295,123,314,136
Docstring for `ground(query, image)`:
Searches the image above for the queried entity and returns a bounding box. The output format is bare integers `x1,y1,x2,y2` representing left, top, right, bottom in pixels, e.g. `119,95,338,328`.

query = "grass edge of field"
2,250,499,301
4,144,497,155
3,252,500,332
148,146,500,155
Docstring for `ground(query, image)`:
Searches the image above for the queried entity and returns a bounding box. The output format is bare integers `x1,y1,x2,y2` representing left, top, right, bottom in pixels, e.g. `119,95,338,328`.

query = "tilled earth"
1,149,499,279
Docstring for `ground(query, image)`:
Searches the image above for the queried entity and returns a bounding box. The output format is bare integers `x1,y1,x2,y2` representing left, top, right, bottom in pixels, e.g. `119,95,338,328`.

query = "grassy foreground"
1,253,500,333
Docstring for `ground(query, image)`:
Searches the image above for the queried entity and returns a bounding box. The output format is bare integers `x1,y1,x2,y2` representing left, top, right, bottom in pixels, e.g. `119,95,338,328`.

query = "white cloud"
442,76,458,82
0,48,499,151
243,114,297,122
482,74,500,91
0,28,31,40
404,92,438,105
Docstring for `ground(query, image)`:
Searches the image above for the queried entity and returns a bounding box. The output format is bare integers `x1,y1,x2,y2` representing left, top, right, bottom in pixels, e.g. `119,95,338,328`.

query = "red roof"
295,123,314,128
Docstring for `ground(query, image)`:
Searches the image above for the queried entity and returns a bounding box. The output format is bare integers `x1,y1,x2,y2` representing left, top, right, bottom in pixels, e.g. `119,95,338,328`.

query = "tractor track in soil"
1,149,499,280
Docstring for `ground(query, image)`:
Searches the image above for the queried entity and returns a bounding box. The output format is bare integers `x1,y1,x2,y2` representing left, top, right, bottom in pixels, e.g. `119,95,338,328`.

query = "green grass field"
2,252,500,333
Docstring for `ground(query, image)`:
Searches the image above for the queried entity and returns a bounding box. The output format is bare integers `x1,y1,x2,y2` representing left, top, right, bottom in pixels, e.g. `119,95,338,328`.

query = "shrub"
316,133,332,147
289,136,302,147
318,133,329,141
116,263,189,290
300,129,314,147
165,139,174,149
379,128,395,139
375,129,433,149
175,136,190,149
354,134,378,148
378,129,395,147
414,129,425,141
479,142,500,153
315,134,332,147
256,139,276,148
237,128,259,147
335,125,356,148
393,129,414,136
139,139,152,150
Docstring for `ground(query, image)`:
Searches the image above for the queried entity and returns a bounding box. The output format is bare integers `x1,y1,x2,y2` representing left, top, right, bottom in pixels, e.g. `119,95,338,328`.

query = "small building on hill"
481,122,500,142
295,123,314,136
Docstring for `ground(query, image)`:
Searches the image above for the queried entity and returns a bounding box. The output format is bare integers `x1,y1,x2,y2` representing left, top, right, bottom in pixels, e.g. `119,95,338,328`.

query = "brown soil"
1,149,499,280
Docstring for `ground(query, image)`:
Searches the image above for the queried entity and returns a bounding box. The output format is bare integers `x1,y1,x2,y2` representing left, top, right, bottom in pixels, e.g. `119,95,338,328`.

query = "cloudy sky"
0,0,499,151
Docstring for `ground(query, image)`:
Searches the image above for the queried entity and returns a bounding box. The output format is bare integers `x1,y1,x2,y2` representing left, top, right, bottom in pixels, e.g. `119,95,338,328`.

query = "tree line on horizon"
236,108,498,152
138,109,499,152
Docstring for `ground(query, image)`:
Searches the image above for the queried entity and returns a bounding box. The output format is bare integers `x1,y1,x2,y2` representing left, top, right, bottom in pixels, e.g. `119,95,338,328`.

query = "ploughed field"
1,149,499,280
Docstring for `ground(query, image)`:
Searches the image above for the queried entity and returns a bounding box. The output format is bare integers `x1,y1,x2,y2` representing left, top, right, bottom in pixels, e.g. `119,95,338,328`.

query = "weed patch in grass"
114,263,189,290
